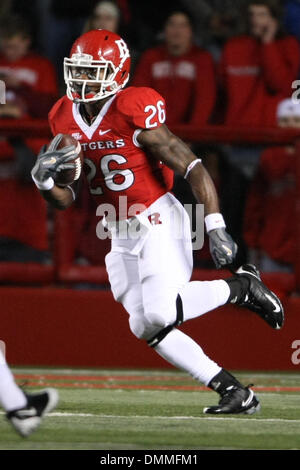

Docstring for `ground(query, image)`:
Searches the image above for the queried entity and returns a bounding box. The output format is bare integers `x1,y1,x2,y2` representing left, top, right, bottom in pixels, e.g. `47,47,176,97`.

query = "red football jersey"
49,87,173,219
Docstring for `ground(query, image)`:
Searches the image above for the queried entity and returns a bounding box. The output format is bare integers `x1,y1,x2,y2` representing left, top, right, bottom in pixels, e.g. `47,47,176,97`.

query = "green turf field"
0,368,300,450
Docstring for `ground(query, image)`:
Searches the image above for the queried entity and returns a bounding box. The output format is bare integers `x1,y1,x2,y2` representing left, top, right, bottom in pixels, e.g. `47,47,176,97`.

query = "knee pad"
128,316,148,339
128,315,162,341
143,291,182,328
144,310,169,329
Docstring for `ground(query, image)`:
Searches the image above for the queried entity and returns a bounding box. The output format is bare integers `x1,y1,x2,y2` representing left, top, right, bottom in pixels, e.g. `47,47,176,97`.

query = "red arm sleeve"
189,51,216,125
260,36,300,94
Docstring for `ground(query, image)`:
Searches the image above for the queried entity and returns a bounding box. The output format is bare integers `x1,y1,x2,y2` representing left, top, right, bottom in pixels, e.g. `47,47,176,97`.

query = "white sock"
154,328,221,386
0,349,27,412
179,280,230,321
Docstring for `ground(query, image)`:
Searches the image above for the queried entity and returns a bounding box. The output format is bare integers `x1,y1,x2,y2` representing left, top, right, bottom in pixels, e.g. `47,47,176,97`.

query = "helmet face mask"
64,30,131,103
64,57,118,102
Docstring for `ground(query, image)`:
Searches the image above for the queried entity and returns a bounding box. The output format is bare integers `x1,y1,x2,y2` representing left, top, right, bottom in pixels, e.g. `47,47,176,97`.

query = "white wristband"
205,213,226,233
32,174,55,191
184,158,202,179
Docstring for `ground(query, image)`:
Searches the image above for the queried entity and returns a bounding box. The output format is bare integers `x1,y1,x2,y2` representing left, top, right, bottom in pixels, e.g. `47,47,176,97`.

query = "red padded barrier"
1,287,299,370
0,263,54,283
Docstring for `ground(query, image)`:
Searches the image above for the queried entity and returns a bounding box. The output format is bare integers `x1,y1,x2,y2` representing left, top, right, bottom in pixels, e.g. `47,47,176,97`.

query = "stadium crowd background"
0,0,299,286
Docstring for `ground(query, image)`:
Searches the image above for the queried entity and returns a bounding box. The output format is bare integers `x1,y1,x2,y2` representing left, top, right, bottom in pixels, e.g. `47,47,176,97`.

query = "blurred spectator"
83,0,134,44
83,1,120,33
0,15,58,263
243,97,299,272
218,0,300,266
8,0,40,49
0,15,58,118
81,1,138,68
127,0,180,53
220,0,300,127
181,0,247,61
131,9,216,127
37,0,95,88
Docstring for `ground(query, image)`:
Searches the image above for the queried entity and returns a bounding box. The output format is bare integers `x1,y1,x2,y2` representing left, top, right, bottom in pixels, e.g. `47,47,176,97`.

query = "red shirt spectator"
220,1,300,126
0,45,58,156
244,98,299,269
132,11,216,126
0,53,58,120
0,16,58,257
244,146,296,265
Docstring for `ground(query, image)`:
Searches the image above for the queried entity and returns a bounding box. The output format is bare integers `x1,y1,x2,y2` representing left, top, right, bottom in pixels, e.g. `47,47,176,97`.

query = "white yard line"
46,412,300,423
1,410,299,423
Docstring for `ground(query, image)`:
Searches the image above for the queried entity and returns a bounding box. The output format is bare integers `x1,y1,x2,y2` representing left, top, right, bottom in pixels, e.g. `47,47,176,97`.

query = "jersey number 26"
85,154,134,195
144,100,165,128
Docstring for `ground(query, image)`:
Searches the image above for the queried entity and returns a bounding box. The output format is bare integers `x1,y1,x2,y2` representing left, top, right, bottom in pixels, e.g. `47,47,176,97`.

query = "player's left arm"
137,124,238,268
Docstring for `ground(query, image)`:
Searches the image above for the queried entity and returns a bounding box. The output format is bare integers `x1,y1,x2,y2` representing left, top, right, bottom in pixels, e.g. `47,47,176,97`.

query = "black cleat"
203,385,260,415
6,388,59,437
232,264,284,330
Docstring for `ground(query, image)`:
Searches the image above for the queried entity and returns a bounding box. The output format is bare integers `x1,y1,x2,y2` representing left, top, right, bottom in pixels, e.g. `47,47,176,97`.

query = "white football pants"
105,193,229,385
105,193,193,337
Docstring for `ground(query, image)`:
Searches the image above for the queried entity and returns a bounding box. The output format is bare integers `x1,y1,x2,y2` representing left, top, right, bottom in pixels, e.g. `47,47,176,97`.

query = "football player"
0,348,58,436
31,30,284,414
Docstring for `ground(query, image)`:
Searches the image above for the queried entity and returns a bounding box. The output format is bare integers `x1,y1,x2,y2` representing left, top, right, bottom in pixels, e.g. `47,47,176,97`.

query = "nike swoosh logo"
265,293,281,313
242,389,254,407
43,157,56,165
16,407,37,418
99,129,111,135
221,244,232,256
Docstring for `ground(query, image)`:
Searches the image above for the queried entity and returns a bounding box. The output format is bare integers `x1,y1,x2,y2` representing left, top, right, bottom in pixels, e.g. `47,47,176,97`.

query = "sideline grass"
0,368,299,450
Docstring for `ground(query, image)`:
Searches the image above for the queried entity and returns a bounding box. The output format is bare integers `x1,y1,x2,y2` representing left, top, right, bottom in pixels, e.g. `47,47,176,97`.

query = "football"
52,134,84,187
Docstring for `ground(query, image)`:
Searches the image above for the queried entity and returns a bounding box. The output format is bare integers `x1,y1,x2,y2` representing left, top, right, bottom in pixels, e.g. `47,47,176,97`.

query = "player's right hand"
31,134,77,190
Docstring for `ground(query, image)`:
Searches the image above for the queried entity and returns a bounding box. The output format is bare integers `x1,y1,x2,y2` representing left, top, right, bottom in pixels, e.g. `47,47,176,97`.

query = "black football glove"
31,134,76,189
208,228,238,269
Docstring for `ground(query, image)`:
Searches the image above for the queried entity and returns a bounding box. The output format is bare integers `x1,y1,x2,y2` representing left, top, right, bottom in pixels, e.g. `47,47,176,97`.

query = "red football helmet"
64,29,131,103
